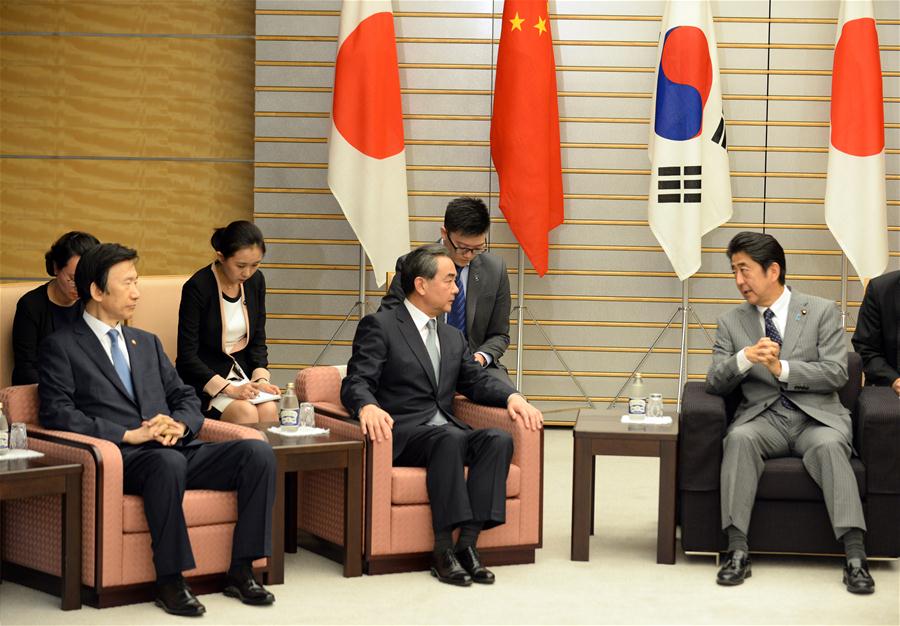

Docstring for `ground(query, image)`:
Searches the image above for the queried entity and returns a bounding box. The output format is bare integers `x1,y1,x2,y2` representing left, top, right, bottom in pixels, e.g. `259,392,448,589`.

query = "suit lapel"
780,291,806,358
73,320,137,406
395,307,438,392
122,326,149,410
465,256,480,332
739,304,763,346
436,321,459,395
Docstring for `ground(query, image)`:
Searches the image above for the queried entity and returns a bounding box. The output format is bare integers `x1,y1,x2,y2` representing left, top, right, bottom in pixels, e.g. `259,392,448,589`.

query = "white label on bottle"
279,409,299,427
0,432,8,451
628,398,647,415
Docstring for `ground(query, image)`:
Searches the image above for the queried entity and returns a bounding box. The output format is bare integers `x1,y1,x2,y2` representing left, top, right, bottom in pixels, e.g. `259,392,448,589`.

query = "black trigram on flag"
712,116,727,149
657,165,702,203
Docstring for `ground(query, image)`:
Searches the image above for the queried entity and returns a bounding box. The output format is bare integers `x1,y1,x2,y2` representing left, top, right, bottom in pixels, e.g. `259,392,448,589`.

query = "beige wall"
254,1,899,418
0,0,255,278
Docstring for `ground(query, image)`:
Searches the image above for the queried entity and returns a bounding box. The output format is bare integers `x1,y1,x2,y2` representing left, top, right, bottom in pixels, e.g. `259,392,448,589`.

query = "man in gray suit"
380,197,511,381
707,232,874,594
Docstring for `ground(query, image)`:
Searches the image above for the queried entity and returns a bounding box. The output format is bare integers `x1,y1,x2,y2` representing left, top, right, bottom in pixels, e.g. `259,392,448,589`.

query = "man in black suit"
342,244,542,587
380,197,511,381
38,243,276,617
852,269,900,394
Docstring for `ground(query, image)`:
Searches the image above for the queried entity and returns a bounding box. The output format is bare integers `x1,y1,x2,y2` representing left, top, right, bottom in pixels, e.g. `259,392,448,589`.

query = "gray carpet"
1,428,897,625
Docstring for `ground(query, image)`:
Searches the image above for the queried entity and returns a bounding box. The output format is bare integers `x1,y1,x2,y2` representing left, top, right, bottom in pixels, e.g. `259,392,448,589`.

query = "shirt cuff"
736,349,753,373
778,360,790,383
203,374,229,398
475,351,492,367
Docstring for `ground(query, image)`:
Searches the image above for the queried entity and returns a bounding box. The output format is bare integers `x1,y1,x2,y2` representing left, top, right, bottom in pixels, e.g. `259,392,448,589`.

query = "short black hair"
211,220,266,259
400,244,452,297
726,231,786,285
44,231,100,276
444,197,490,237
75,243,139,302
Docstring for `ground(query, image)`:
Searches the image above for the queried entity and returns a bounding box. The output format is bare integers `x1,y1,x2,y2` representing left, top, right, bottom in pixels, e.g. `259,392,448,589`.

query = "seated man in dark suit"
38,243,277,617
380,197,511,381
707,232,873,594
342,244,542,587
852,269,899,395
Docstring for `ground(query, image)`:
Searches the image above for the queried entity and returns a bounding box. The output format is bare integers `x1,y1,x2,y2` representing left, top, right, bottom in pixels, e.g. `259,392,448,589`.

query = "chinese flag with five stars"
490,0,564,277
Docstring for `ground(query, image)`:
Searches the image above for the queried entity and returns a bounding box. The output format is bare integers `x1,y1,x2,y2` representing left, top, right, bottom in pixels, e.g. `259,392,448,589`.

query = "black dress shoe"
430,548,473,587
155,579,206,617
455,546,495,584
843,558,875,594
224,569,275,605
716,550,751,586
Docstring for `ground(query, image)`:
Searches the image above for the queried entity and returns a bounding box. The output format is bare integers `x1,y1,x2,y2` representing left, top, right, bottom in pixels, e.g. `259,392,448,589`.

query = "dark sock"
228,557,253,578
456,521,483,551
842,528,867,562
433,528,454,553
157,572,182,586
726,525,749,553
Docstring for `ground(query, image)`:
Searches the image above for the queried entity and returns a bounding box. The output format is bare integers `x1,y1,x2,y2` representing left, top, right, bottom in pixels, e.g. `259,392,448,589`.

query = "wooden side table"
0,456,82,609
251,424,363,582
570,408,678,564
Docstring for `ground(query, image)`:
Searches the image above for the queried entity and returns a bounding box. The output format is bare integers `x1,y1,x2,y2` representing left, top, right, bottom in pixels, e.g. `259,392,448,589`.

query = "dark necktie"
446,265,467,336
763,309,796,410
108,328,135,401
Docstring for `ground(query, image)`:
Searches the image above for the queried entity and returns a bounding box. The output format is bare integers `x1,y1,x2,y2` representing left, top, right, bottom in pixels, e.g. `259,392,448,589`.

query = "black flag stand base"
312,245,369,367
607,278,714,414
512,248,595,413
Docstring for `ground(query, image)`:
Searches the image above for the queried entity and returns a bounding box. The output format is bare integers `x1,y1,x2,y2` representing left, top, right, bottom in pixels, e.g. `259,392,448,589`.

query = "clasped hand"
745,337,783,377
123,414,185,446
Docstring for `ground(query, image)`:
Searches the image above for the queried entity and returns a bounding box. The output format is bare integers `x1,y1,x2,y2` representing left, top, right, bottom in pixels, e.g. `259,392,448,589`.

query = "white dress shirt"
736,287,791,382
404,298,439,357
83,311,131,370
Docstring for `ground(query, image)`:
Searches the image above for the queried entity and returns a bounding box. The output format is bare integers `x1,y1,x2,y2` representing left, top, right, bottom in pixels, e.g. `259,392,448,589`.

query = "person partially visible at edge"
12,230,100,385
176,220,280,424
38,242,277,616
852,269,900,395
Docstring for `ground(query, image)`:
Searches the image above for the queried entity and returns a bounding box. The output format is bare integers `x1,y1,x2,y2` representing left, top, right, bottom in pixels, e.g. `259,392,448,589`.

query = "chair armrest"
857,386,900,495
678,382,728,491
452,397,538,472
453,397,542,545
197,419,265,442
25,424,126,587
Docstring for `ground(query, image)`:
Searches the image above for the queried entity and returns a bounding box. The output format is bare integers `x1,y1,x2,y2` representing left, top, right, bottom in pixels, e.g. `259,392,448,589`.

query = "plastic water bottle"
279,383,300,432
627,373,647,415
0,402,9,455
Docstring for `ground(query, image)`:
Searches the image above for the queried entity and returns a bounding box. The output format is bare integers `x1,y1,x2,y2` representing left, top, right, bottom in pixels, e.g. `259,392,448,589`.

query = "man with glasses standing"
381,197,511,381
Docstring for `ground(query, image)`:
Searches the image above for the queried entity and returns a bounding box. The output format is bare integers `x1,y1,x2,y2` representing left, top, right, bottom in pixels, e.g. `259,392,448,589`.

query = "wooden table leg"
657,439,677,564
571,437,592,561
284,472,298,554
62,471,82,610
267,461,285,585
343,448,362,577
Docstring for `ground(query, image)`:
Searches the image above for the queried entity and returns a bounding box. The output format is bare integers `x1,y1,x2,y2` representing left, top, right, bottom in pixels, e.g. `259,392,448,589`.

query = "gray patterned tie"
424,319,447,426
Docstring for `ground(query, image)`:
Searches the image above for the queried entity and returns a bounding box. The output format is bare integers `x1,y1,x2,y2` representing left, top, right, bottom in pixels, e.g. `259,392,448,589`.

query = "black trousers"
122,439,276,578
394,424,514,531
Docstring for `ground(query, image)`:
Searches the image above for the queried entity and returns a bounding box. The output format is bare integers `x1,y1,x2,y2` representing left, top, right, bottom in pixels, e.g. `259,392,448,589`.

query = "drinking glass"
10,423,27,450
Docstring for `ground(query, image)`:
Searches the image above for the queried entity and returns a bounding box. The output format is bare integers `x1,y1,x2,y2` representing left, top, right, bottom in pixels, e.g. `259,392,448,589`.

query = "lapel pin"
131,339,137,346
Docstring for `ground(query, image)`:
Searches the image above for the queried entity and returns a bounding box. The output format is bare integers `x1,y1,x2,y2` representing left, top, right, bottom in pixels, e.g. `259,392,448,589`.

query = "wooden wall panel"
256,0,899,419
0,0,255,278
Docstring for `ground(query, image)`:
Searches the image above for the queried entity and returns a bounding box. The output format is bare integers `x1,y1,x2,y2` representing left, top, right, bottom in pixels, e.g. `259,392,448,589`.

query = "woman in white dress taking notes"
176,221,280,423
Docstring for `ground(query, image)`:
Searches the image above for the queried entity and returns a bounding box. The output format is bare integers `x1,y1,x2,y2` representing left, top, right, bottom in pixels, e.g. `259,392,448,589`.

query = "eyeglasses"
446,233,488,257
